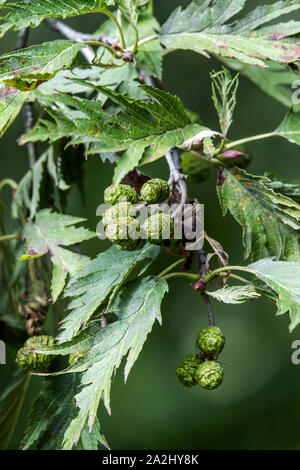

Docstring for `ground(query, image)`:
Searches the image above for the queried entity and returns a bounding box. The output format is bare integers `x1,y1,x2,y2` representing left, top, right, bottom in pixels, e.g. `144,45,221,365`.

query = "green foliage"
0,0,114,37
0,41,84,88
220,60,298,108
207,285,261,304
58,243,159,342
0,87,29,136
160,0,300,67
217,169,300,262
12,146,70,220
19,209,95,302
1,0,300,451
277,108,300,146
21,373,107,450
0,370,29,449
249,258,300,331
41,275,167,449
211,67,239,137
21,84,206,183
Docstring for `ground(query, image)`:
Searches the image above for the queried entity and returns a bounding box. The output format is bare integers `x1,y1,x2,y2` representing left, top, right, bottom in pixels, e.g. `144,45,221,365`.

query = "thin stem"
84,40,122,58
0,178,18,193
161,272,199,282
103,8,126,49
135,35,159,49
204,265,253,283
131,25,139,54
0,234,21,242
158,258,185,278
3,372,31,450
225,131,277,150
219,272,253,285
201,293,215,326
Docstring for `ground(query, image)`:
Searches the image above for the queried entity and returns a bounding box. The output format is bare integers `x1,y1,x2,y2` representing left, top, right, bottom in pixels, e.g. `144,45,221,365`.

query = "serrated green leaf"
12,146,70,219
50,275,167,449
0,40,84,88
160,0,300,67
0,370,29,449
20,209,95,302
217,169,300,262
21,373,107,450
0,0,113,37
211,67,239,136
21,84,206,183
115,0,139,26
220,59,297,108
265,174,300,203
59,243,160,342
249,258,300,331
208,284,260,304
0,86,29,136
277,108,300,145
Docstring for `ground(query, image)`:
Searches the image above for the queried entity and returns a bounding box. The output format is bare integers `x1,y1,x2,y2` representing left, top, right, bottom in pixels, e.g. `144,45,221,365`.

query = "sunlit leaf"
249,258,300,331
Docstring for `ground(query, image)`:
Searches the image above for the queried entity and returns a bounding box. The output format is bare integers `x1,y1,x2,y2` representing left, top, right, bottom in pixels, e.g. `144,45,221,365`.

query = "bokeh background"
1,0,300,450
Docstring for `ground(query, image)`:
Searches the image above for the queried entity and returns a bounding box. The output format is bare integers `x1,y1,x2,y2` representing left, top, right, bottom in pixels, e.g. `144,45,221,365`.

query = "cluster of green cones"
177,326,225,390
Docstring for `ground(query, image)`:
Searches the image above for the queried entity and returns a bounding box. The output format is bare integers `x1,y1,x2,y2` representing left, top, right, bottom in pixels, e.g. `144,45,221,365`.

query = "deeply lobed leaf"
160,0,300,67
20,209,95,302
0,0,114,37
217,169,300,262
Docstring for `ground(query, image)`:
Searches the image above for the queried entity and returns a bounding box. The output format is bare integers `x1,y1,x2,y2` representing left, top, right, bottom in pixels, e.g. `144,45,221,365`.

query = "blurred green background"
1,0,300,450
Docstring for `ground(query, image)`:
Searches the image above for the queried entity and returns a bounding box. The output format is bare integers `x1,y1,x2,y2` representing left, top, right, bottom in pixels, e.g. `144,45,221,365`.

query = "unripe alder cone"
176,354,203,387
102,202,135,226
181,152,211,184
104,184,139,205
140,178,170,204
196,360,224,390
197,326,225,357
142,212,174,244
16,335,55,372
105,216,145,251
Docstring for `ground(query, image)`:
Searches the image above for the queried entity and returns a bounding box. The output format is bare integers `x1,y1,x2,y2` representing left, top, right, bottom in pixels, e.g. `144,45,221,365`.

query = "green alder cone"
142,212,174,244
140,178,170,204
196,326,225,357
16,335,55,372
196,360,224,390
176,354,203,387
181,152,211,184
102,202,135,226
105,216,144,251
104,184,139,205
